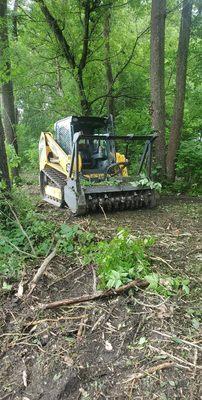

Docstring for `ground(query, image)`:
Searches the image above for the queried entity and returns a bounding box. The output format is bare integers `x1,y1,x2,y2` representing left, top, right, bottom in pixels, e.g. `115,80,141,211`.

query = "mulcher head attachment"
64,130,158,215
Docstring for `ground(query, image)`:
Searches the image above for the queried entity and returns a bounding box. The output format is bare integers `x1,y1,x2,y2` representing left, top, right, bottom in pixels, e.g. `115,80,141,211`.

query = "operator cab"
54,116,116,174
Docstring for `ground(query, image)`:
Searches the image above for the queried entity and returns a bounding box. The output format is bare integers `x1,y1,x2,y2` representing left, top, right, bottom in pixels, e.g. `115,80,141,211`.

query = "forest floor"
0,178,201,400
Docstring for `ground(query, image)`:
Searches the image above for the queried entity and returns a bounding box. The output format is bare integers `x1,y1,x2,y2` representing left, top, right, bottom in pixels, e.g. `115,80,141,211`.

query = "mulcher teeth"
86,191,155,213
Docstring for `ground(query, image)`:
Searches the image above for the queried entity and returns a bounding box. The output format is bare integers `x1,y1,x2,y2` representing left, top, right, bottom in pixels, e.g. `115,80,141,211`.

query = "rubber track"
43,167,67,188
42,167,67,207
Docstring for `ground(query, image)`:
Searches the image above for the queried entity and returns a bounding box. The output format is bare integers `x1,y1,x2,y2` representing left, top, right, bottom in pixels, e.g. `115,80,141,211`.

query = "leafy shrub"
131,173,162,191
145,273,190,296
83,229,190,297
0,188,94,282
0,190,56,279
84,229,155,289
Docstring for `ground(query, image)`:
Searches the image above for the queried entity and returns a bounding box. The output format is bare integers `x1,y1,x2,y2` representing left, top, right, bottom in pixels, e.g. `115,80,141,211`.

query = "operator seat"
78,143,93,169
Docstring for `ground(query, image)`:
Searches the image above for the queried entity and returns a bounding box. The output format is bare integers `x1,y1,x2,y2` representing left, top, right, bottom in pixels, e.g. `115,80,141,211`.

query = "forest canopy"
0,0,201,191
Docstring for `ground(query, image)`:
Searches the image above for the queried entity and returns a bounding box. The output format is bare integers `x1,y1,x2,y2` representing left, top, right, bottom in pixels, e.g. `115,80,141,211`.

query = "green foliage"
6,144,21,169
0,188,56,281
131,174,162,192
81,174,161,191
83,229,190,297
23,141,39,171
6,144,21,177
175,140,202,195
0,190,93,283
57,224,94,254
84,229,155,289
0,178,7,191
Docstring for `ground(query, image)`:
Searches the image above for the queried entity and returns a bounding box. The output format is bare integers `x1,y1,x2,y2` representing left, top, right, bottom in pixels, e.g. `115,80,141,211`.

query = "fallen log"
40,279,149,310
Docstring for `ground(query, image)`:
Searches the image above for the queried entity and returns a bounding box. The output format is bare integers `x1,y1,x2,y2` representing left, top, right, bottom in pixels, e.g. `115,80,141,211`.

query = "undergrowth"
83,229,190,296
83,229,153,288
0,189,190,298
0,189,92,284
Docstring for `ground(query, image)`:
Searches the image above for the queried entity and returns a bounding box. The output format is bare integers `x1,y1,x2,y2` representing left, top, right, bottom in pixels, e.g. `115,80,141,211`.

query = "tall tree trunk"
77,69,92,115
0,114,11,191
150,0,166,177
0,0,18,177
166,0,193,181
103,9,115,119
12,0,18,40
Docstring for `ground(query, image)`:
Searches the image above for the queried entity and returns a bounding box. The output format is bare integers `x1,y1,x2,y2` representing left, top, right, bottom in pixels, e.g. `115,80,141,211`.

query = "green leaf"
172,337,183,345
138,336,147,346
2,282,12,291
182,284,190,295
145,273,159,289
192,318,200,330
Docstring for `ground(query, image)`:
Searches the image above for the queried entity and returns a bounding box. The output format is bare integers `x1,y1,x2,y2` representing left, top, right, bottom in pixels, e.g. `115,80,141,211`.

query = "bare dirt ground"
0,185,201,400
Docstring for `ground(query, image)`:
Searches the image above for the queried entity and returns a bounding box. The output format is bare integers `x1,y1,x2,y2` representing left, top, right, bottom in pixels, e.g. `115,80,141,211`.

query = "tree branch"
89,25,150,111
35,0,76,69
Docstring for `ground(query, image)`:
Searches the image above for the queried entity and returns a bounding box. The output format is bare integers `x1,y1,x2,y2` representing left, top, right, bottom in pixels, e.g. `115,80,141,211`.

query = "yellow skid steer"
39,116,157,215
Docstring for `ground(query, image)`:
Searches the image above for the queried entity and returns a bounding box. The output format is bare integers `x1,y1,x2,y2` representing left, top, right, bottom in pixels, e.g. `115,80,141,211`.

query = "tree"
150,0,166,177
0,0,18,177
166,0,193,181
103,8,115,119
0,112,11,191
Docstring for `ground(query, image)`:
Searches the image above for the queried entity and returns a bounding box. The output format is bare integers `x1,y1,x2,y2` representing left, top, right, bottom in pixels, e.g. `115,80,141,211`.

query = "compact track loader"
39,116,157,215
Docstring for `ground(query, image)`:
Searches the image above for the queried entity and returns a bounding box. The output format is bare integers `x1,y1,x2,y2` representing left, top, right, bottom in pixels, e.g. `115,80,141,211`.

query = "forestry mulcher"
39,116,157,215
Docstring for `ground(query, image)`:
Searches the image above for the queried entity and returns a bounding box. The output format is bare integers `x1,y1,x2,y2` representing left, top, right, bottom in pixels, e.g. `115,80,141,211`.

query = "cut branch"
27,248,57,297
40,279,149,310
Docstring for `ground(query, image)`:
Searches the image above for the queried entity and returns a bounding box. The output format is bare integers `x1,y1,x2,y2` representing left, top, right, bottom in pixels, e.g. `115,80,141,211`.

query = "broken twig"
153,330,202,350
150,255,174,270
125,361,174,383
